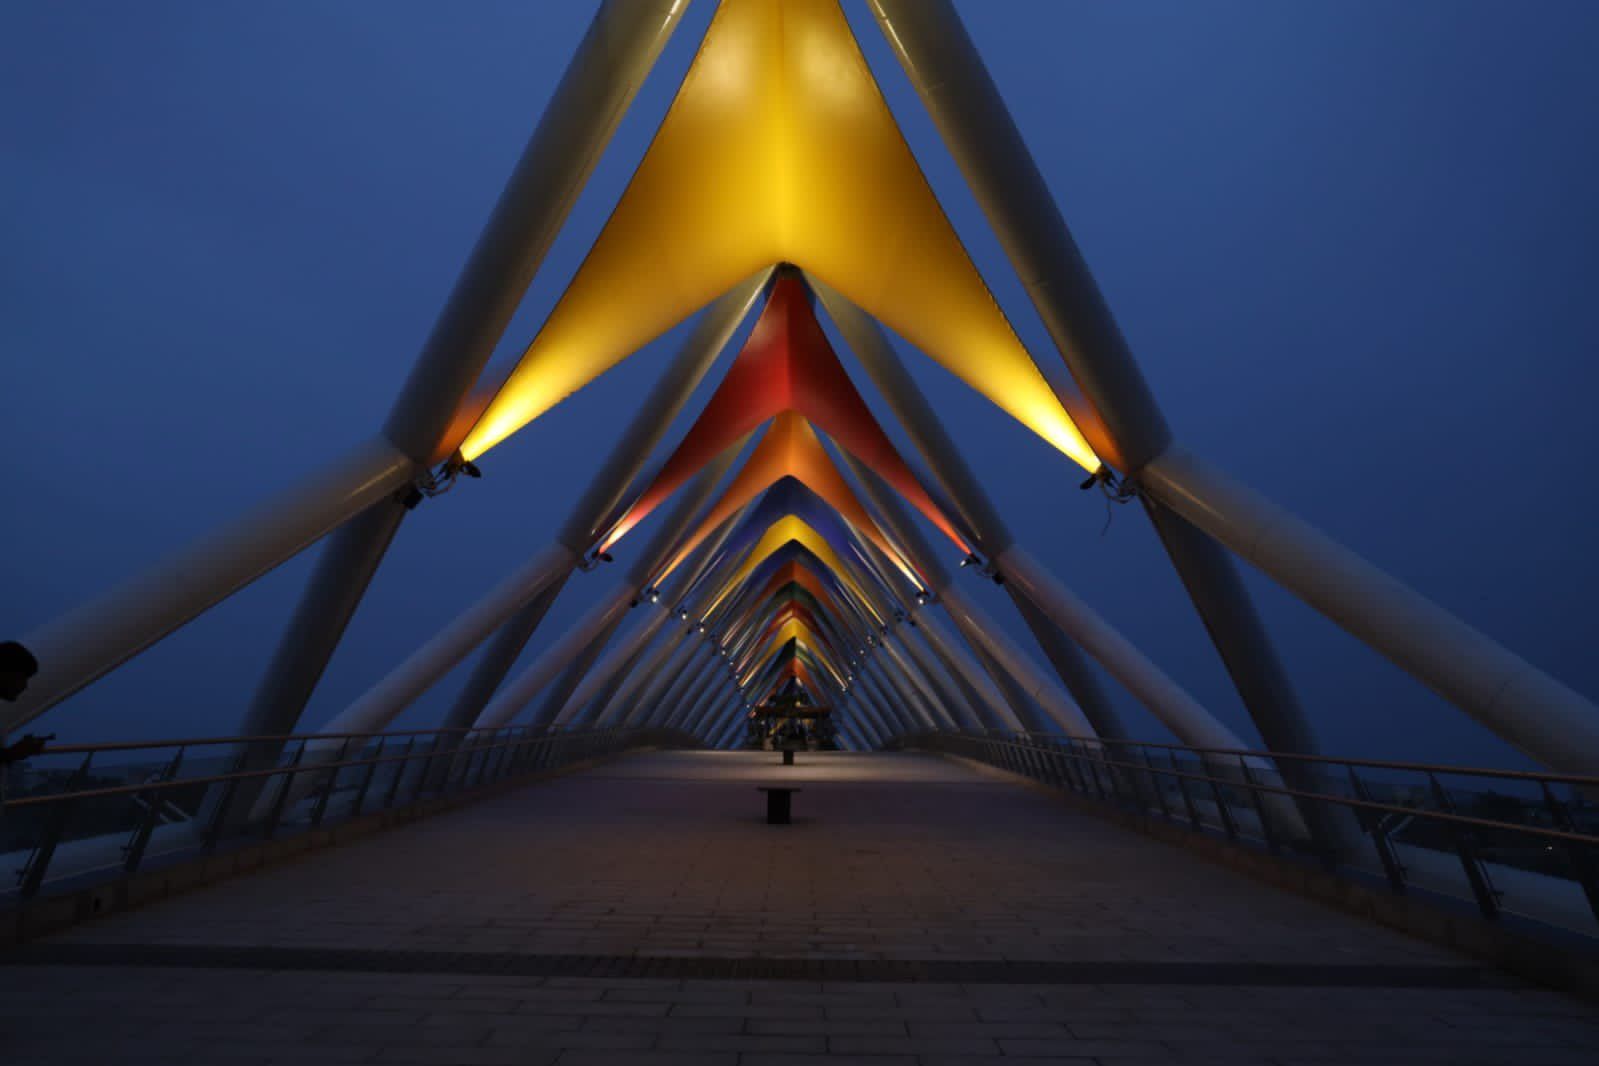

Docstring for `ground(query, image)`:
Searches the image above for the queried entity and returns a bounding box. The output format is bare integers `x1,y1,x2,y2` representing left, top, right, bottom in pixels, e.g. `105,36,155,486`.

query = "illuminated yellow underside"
703,515,876,622
460,0,1098,472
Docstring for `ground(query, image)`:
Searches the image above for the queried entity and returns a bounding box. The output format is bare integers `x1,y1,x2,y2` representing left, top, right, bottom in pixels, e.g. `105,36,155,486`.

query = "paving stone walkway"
2,750,1595,1063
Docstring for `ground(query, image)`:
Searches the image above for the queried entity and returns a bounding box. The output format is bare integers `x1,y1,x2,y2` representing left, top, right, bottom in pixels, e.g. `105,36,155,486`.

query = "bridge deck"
2,751,1594,1064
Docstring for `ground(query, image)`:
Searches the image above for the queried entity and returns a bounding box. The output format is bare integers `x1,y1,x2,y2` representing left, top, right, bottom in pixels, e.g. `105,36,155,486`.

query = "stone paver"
1,750,1595,1063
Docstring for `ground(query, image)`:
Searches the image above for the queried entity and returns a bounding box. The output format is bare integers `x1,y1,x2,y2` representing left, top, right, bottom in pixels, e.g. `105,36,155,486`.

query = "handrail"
985,729,1599,789
16,725,542,757
3,730,578,809
906,730,1599,930
1,725,700,904
978,735,1599,847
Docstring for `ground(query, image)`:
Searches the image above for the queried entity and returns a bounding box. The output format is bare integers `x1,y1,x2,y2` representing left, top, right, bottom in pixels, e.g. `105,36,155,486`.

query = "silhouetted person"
0,641,49,768
1,641,38,702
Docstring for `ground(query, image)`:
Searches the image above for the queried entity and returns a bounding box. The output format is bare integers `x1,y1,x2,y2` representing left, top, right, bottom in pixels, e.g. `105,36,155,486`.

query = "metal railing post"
123,747,186,874
383,737,416,809
262,740,308,840
17,753,94,899
1238,756,1279,854
1348,767,1407,894
1429,773,1501,919
308,740,350,828
350,738,385,818
1139,748,1172,821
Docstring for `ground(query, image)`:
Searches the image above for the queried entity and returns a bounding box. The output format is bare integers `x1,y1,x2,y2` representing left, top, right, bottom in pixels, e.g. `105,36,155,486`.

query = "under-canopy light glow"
655,412,910,581
705,515,876,621
458,0,1098,472
600,276,970,555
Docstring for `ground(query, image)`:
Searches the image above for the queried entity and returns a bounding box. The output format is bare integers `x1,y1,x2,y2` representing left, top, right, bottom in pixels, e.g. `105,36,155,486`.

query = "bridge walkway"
1,750,1594,1064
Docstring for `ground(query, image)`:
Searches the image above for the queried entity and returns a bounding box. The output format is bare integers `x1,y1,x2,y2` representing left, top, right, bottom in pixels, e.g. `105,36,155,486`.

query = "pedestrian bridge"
4,0,1599,1061
4,741,1599,1063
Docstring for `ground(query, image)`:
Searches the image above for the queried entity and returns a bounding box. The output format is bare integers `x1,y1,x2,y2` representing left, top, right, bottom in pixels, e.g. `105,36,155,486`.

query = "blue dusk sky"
3,1,1596,769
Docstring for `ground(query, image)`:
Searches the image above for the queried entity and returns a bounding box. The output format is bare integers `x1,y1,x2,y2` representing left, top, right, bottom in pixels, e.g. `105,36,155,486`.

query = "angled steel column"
672,659,724,733
557,604,670,729
591,510,751,730
835,719,865,751
319,543,577,737
1143,449,1599,773
943,584,1095,740
836,452,1088,737
860,661,913,735
474,592,633,730
5,438,410,732
685,689,724,741
598,624,687,728
842,675,888,741
658,649,716,729
895,623,982,731
886,633,962,731
870,0,1325,781
995,547,1268,752
618,629,700,729
441,576,570,730
683,663,728,738
691,692,735,743
234,0,692,746
911,612,1016,733
529,444,747,732
1009,591,1125,739
939,608,1053,733
713,699,752,750
847,706,884,749
443,271,770,729
646,643,715,729
855,657,913,733
685,677,734,738
841,695,886,748
869,653,931,732
478,447,740,734
814,276,1122,738
860,676,904,740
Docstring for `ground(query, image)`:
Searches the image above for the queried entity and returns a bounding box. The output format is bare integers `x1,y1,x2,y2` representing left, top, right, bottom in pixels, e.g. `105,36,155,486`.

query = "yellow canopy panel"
459,0,1098,472
704,515,876,621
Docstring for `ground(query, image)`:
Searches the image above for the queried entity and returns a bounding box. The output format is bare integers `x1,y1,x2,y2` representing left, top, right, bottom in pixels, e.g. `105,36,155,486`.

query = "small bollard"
782,748,795,766
758,785,799,824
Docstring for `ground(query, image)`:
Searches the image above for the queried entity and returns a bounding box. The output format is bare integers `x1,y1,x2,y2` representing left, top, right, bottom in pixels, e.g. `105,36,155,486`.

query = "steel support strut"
869,1,1338,840
813,276,1122,738
1141,450,1599,774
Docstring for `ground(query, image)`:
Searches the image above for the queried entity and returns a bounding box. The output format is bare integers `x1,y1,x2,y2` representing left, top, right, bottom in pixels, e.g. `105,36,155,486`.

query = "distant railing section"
1,726,698,903
900,730,1599,935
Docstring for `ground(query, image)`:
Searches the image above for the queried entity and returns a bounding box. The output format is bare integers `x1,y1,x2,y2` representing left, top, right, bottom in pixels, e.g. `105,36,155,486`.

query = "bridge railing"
0,725,698,904
901,730,1599,936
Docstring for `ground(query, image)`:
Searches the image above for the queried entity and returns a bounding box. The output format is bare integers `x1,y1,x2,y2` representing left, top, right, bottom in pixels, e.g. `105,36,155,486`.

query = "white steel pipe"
4,437,412,733
474,588,633,730
1142,448,1599,773
994,545,1251,753
320,542,576,737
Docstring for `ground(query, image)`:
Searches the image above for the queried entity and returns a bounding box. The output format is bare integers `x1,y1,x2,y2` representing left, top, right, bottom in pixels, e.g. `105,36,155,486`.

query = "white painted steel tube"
474,587,633,730
619,632,699,729
320,542,577,737
598,626,687,729
4,437,412,733
557,604,669,728
998,543,1308,837
994,545,1249,752
940,587,1095,739
1142,448,1599,773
